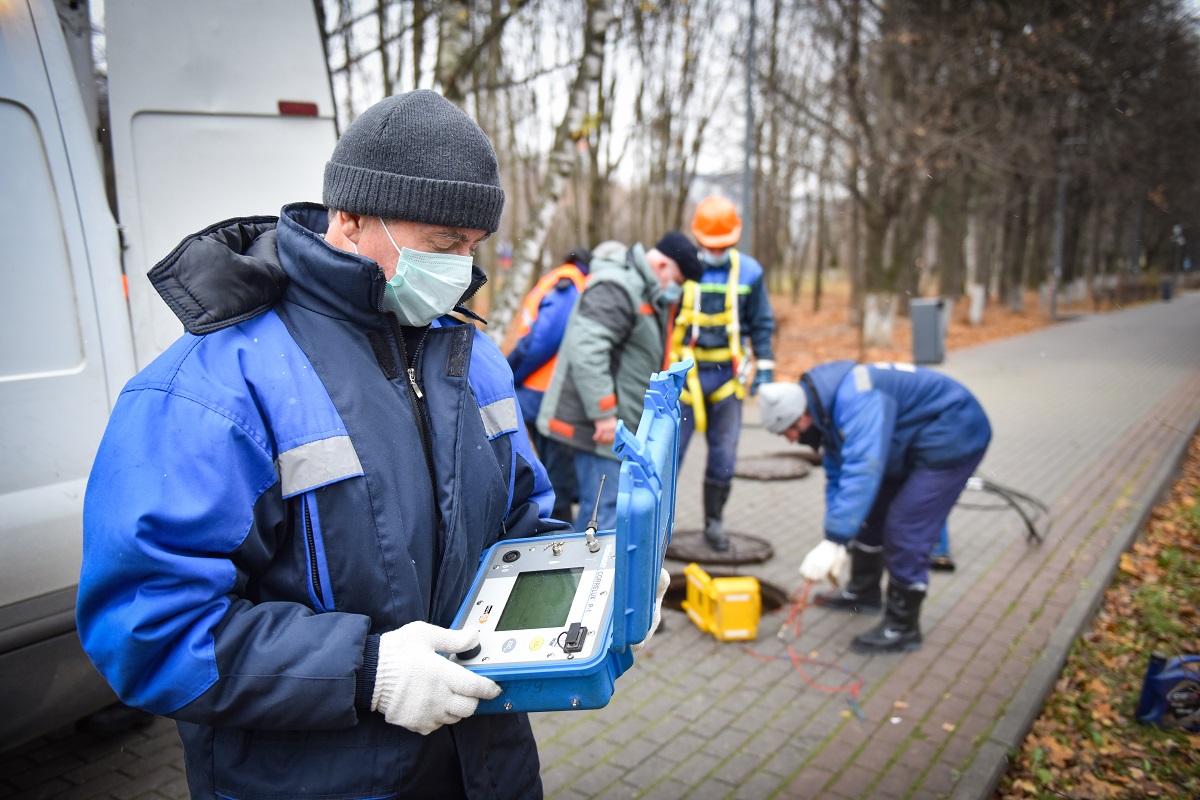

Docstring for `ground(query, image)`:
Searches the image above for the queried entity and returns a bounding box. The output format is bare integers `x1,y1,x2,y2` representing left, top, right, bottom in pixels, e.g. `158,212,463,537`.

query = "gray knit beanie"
323,90,505,232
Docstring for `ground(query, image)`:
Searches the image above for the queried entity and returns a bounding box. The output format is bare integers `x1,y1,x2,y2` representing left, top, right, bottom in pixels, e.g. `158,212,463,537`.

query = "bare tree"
485,0,614,343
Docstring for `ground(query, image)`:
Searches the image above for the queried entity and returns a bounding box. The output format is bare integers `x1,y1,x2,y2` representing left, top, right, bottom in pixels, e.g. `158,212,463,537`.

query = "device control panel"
454,533,617,667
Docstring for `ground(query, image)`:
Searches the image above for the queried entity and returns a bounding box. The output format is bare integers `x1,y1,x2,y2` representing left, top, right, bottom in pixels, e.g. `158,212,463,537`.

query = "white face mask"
375,219,474,326
700,249,728,267
658,280,683,305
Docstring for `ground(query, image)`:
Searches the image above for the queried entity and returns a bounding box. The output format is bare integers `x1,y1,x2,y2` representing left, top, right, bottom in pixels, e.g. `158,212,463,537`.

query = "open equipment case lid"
611,359,691,654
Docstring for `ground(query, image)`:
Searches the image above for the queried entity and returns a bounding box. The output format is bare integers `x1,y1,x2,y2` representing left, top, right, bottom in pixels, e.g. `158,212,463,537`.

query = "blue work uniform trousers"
855,450,986,589
518,386,578,523
528,420,579,523
573,450,622,532
678,362,743,487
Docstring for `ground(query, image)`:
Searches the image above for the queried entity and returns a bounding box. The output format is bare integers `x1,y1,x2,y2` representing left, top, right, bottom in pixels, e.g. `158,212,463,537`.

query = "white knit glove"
371,621,501,735
799,540,849,586
632,568,670,652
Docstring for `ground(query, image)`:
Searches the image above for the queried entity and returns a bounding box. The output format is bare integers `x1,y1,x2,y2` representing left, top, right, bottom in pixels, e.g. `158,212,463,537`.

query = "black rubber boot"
930,554,956,571
815,545,883,614
851,582,925,654
702,481,731,551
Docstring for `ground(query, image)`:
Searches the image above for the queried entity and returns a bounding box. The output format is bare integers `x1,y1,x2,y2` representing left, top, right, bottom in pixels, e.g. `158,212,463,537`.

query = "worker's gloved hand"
798,540,849,586
632,568,671,652
372,621,501,735
751,368,774,396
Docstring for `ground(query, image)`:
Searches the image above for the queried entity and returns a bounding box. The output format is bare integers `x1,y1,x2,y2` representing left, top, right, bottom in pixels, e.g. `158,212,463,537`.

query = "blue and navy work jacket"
77,204,565,800
507,262,587,422
801,360,992,545
676,251,776,363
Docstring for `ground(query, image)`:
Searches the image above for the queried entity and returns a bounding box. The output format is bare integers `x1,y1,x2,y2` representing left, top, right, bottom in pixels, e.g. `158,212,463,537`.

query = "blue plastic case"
449,360,690,714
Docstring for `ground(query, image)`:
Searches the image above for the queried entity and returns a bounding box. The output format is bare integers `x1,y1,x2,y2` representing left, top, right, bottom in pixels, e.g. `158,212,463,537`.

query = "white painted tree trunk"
862,293,896,349
486,0,613,344
968,283,986,326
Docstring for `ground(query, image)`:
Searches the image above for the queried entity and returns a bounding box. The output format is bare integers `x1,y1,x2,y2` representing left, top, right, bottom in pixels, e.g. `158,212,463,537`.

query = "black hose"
959,477,1050,544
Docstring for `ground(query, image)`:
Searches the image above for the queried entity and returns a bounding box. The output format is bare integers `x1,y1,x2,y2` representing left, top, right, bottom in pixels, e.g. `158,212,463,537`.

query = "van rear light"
278,101,319,117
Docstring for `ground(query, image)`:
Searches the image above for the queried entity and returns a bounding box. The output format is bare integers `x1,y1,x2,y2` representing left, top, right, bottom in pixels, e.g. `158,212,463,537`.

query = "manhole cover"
663,571,789,614
666,530,773,565
734,450,819,481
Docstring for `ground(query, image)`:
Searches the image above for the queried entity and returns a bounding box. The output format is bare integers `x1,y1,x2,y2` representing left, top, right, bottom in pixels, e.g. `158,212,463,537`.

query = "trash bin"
1161,279,1174,302
910,298,946,364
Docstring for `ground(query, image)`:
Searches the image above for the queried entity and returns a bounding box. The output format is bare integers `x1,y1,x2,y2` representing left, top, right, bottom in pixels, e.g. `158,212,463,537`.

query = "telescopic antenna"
584,475,605,552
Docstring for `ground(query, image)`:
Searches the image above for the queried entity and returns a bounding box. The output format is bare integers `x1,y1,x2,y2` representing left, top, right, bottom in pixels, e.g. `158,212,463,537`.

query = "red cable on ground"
741,580,868,719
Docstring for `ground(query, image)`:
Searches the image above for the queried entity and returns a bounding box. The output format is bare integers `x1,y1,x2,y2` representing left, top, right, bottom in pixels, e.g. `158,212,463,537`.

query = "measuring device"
449,360,691,713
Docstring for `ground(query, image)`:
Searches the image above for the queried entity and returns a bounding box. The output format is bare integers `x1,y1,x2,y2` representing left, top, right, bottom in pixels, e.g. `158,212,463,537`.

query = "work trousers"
678,362,743,487
528,421,578,523
855,451,986,589
573,450,622,532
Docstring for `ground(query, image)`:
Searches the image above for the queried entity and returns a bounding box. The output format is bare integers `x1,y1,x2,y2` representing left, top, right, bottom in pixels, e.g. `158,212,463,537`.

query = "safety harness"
670,249,745,433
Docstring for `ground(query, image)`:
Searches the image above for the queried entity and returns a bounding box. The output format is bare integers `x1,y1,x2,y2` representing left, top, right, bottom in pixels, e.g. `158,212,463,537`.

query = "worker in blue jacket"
671,197,777,551
77,91,579,800
507,247,591,520
757,361,991,654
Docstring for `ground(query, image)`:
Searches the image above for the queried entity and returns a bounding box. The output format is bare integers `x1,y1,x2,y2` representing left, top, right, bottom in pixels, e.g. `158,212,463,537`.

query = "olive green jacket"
536,241,671,459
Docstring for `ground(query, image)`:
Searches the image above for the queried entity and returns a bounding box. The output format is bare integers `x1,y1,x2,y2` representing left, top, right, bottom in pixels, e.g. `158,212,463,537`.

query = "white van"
0,0,337,749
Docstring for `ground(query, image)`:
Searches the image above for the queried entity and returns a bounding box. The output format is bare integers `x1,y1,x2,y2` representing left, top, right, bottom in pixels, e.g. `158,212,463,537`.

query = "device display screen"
495,567,584,631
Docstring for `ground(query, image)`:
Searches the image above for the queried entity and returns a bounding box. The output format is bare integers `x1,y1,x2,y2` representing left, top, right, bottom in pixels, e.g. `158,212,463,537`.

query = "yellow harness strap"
670,251,744,433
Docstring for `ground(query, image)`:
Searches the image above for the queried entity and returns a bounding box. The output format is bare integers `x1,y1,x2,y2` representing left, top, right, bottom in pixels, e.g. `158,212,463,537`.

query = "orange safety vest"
515,263,588,392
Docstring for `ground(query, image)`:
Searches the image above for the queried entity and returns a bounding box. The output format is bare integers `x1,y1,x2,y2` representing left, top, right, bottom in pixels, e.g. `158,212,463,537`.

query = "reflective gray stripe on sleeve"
480,396,519,439
852,364,873,392
277,436,364,498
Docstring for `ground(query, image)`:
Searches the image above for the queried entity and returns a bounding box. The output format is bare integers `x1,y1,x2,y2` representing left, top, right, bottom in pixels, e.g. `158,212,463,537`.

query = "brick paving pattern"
2,293,1197,799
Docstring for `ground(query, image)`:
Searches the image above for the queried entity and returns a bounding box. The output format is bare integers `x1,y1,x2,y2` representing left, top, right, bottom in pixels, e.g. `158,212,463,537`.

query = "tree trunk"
813,184,826,313
436,0,472,105
376,2,393,97
486,0,613,344
848,157,863,327
937,170,969,301
1002,177,1031,311
412,0,427,88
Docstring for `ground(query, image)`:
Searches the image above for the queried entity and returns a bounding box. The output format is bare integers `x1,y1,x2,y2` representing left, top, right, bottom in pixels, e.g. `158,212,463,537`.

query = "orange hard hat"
691,196,742,249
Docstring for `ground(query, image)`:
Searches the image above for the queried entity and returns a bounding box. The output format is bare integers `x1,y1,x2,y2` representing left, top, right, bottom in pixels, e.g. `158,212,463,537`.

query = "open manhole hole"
734,450,820,481
663,570,789,614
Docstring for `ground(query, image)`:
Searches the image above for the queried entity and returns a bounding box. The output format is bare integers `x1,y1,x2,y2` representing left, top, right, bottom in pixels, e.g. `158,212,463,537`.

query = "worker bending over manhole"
757,361,991,654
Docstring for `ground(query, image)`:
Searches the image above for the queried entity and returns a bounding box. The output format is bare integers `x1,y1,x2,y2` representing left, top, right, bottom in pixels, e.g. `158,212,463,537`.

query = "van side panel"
104,0,337,369
0,1,118,609
0,0,337,750
0,0,128,748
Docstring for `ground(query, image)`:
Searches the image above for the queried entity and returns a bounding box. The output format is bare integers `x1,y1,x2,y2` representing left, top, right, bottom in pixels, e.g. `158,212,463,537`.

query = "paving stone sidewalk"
1,294,1196,799
531,292,1200,800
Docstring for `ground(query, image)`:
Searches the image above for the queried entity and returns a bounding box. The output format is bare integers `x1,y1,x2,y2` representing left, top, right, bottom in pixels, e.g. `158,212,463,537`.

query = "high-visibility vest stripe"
548,418,575,438
669,250,746,432
516,264,588,392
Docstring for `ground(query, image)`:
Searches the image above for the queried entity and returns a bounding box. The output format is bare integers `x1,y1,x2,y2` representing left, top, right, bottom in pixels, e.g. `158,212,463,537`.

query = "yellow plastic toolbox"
681,562,761,641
